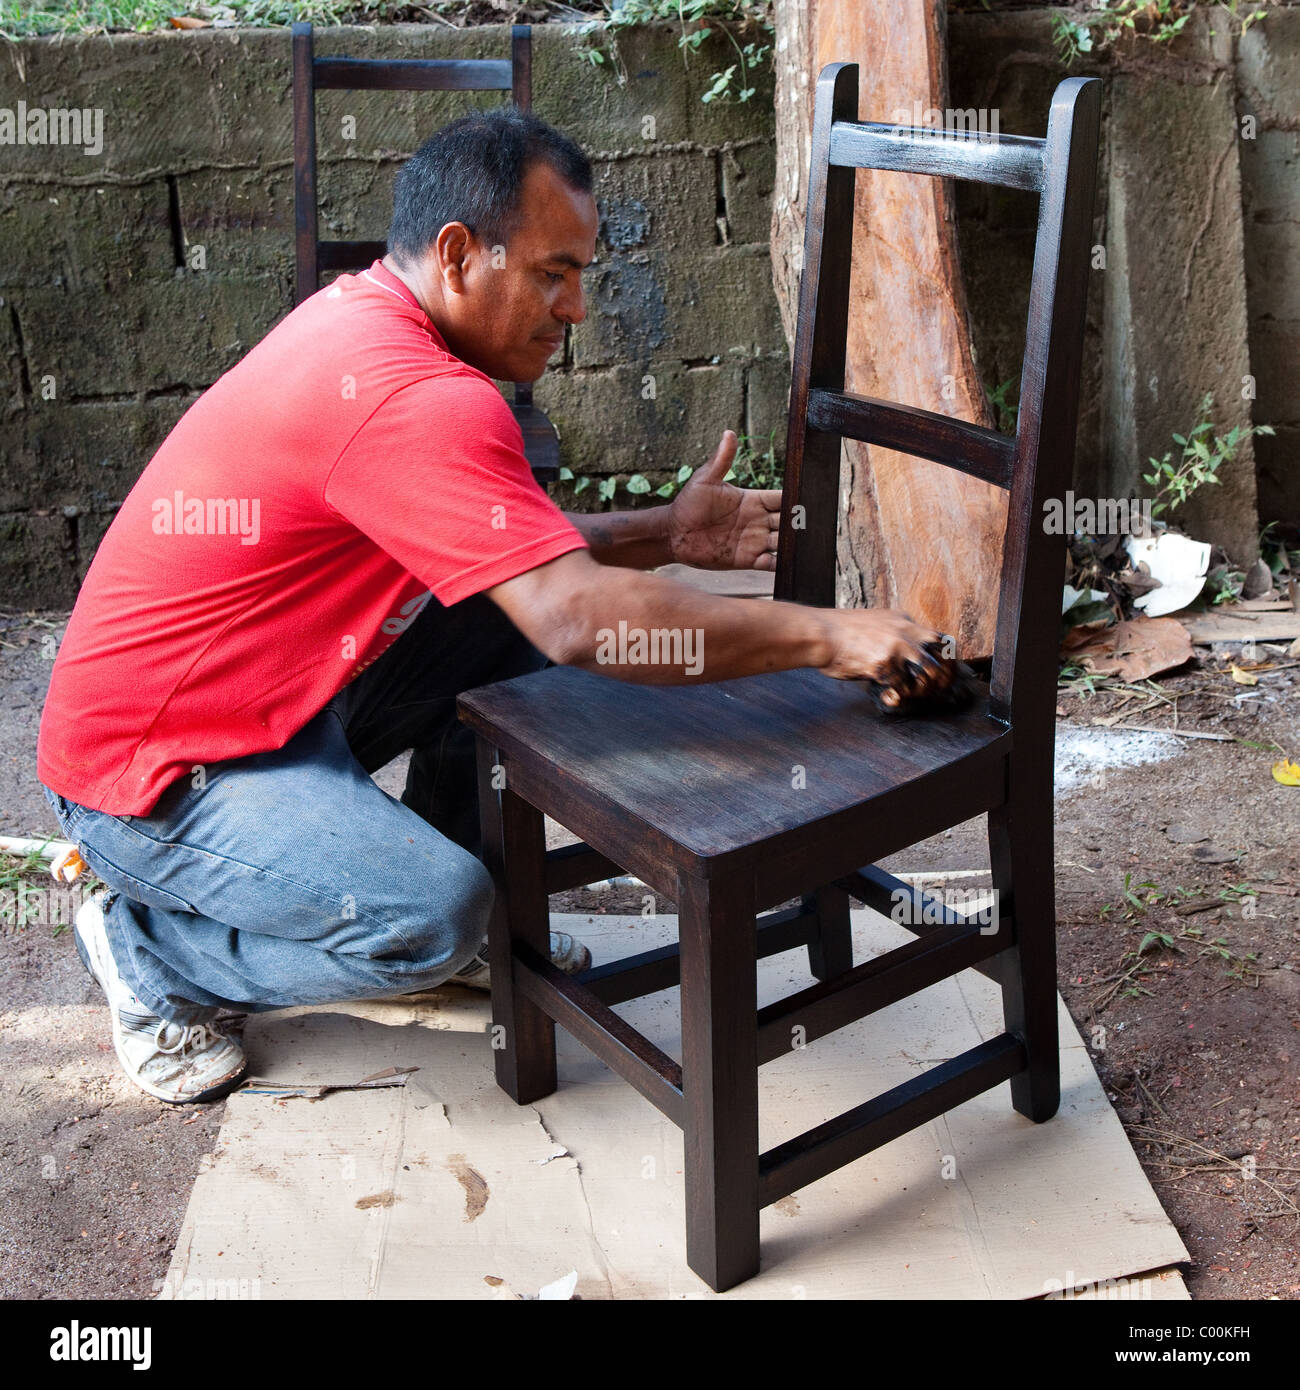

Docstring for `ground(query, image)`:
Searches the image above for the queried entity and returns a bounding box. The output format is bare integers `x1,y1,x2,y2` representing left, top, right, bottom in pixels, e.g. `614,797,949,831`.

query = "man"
37,107,951,1106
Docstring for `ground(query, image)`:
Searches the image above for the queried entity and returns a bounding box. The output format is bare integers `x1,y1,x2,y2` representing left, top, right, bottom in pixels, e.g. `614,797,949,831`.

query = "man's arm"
486,548,955,704
562,506,672,570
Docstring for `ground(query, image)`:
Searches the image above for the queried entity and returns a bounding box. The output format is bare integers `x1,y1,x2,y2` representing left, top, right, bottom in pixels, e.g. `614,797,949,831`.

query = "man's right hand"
818,608,956,707
486,548,957,698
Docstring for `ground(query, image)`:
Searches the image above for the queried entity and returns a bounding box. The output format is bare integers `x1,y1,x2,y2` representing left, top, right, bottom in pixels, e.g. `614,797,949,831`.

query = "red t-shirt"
37,260,587,815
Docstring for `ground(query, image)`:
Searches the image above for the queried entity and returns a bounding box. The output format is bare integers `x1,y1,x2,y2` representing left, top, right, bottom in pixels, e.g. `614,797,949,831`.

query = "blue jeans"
42,591,548,1027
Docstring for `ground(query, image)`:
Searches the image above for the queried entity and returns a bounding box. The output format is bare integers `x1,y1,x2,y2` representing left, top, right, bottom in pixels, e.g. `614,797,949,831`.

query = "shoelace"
454,949,490,978
153,1020,221,1056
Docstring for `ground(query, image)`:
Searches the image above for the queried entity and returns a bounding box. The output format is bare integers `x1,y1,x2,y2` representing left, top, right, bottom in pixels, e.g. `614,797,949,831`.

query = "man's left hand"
666,430,781,571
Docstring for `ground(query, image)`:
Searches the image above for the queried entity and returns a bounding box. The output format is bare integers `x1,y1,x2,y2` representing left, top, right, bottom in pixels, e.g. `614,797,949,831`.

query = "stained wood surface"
461,63,1101,1292
459,663,1008,863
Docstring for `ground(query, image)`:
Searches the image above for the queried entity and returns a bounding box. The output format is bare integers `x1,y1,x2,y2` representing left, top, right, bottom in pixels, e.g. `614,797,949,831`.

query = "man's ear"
434,221,475,296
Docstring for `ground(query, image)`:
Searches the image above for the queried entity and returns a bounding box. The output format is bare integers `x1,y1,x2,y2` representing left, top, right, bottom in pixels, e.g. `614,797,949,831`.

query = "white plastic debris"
1125,532,1211,617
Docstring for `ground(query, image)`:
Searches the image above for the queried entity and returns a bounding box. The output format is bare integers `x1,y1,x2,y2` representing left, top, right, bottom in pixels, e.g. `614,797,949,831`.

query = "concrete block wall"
2,12,1298,606
1237,14,1300,529
949,4,1300,567
0,22,785,606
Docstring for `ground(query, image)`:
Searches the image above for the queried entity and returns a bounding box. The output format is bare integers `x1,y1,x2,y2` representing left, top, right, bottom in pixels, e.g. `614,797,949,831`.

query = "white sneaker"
448,930,592,991
74,891,246,1104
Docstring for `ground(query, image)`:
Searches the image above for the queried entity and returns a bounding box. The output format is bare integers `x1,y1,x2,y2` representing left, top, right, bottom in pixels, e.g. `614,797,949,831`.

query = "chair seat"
458,664,1010,864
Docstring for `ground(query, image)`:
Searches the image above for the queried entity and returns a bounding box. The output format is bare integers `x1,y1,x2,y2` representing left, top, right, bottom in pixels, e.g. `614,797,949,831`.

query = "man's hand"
486,549,958,699
819,609,957,707
665,430,781,571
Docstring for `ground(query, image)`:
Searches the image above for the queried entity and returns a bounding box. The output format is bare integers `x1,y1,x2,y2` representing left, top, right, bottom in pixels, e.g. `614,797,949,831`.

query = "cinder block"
592,151,720,255
534,22,700,154
8,395,198,513
13,275,285,396
533,357,744,483
0,182,174,289
744,350,791,455
174,168,294,280
720,139,774,246
0,511,78,608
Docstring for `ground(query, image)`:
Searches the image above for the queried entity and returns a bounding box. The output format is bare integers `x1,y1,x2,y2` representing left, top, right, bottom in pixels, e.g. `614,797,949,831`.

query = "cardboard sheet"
161,910,1189,1300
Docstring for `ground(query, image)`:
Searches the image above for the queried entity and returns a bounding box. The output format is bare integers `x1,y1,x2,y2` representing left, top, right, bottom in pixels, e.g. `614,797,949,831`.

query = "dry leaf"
1230,664,1259,685
1271,759,1300,787
168,15,211,28
1060,616,1194,683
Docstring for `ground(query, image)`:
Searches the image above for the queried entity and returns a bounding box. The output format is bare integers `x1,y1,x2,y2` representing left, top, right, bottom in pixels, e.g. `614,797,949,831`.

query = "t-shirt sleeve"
323,372,588,606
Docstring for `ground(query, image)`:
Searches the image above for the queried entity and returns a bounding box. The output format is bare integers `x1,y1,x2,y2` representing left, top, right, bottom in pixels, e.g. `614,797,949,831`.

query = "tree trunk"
771,0,1006,658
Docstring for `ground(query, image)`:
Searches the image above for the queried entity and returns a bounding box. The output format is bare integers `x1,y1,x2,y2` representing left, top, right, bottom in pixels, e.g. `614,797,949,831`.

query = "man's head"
386,107,598,383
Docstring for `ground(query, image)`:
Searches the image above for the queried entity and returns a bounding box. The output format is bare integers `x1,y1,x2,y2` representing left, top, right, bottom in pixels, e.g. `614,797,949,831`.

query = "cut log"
772,0,1006,657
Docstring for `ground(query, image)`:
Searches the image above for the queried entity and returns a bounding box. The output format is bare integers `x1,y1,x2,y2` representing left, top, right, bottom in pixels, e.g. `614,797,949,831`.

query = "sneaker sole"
74,908,245,1106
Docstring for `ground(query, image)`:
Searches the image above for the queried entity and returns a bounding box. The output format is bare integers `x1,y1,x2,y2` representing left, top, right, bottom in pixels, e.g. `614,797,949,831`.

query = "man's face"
431,160,599,384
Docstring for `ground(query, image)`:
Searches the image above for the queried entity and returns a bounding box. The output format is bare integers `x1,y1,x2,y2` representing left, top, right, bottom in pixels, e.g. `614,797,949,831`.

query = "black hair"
387,105,592,264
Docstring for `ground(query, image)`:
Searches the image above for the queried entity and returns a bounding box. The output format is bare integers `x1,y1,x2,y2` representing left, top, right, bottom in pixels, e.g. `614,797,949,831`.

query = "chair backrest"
774,63,1101,743
290,23,560,482
291,21,533,306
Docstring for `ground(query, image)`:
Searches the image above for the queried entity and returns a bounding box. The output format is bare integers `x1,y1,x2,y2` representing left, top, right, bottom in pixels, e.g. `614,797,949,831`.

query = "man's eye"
546,271,565,284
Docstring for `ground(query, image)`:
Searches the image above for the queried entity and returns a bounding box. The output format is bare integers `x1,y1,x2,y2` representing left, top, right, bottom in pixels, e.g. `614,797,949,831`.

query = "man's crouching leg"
42,705,503,1103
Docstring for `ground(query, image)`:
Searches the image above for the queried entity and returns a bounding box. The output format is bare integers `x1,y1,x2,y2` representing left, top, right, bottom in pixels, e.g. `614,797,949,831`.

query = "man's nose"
560,278,586,327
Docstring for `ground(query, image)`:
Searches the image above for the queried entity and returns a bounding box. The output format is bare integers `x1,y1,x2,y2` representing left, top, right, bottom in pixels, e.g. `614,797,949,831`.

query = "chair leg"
805,883,852,981
677,870,760,1292
988,795,1060,1122
475,742,557,1105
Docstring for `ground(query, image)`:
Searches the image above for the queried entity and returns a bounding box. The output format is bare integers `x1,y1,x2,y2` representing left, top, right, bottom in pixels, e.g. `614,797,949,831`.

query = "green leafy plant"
1051,1,1192,64
578,0,773,105
0,0,352,37
653,463,699,500
1212,0,1272,37
1259,520,1300,579
1051,0,1272,67
985,374,1019,435
1057,662,1113,698
1205,564,1246,605
1123,872,1160,916
1141,391,1274,519
0,846,103,937
554,426,782,509
723,425,783,490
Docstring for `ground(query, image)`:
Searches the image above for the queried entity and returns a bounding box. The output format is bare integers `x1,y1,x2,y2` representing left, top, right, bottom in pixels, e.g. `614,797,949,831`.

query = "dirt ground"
2,610,1297,1300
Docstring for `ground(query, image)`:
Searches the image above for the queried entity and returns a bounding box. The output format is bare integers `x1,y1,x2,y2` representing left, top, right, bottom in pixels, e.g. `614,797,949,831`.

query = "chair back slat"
773,63,860,610
808,389,1015,490
512,24,533,109
775,62,1101,735
313,57,513,92
292,23,533,299
989,77,1101,731
291,22,319,308
829,121,1045,191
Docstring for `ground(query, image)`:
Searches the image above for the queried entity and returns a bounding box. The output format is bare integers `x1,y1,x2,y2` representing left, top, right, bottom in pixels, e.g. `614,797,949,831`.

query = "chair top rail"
316,240,388,272
312,57,514,92
807,388,1015,490
829,120,1045,192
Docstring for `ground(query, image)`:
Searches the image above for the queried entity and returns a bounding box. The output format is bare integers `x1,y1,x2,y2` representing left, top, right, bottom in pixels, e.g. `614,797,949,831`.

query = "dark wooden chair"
457,63,1101,1292
290,21,560,482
